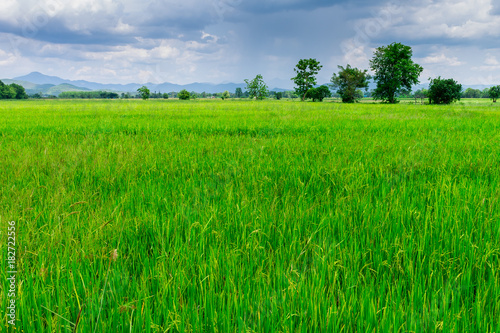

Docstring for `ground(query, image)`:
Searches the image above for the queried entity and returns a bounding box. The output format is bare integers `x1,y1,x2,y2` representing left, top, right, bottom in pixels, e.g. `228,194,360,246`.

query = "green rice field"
1,99,500,332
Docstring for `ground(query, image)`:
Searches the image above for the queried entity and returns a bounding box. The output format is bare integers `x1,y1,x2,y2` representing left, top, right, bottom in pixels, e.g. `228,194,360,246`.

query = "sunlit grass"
1,99,500,332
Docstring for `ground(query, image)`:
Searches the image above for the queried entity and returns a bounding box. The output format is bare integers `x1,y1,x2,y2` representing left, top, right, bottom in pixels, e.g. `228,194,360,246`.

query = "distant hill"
1,78,91,96
45,83,91,96
14,72,67,85
10,72,286,94
8,72,494,97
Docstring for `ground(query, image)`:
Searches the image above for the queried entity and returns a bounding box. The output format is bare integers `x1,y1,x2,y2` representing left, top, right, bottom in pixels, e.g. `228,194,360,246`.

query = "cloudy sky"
0,0,499,87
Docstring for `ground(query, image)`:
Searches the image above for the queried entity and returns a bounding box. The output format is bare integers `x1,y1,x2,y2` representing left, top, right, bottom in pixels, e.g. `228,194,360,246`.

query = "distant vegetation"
178,89,191,100
59,91,119,99
305,85,331,102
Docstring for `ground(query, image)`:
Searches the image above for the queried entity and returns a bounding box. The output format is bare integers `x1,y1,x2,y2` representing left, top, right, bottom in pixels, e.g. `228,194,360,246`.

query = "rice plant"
1,99,499,332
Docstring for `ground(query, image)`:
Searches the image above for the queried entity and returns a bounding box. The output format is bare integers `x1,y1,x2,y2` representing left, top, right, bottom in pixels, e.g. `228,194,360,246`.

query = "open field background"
1,99,500,332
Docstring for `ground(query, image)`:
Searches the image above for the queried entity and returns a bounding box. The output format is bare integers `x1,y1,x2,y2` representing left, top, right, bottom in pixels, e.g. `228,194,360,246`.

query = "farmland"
1,99,500,332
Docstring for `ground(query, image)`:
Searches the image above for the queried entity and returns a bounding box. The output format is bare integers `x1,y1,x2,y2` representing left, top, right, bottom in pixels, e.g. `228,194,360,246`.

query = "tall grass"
1,99,500,332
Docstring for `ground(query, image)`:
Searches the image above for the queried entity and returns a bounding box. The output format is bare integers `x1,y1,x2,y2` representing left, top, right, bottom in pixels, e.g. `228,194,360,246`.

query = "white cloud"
484,54,499,66
0,0,20,24
419,53,463,67
0,48,17,66
150,43,180,59
387,0,500,40
340,40,371,69
471,53,500,72
111,19,134,34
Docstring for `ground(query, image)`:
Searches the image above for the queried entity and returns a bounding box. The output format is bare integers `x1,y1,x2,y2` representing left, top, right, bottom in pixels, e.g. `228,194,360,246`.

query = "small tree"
222,91,230,100
292,58,323,101
137,86,150,100
235,87,243,98
163,93,169,99
370,42,423,103
276,92,283,100
489,85,500,103
306,85,331,102
244,74,269,100
178,89,190,100
462,88,482,99
330,65,370,103
428,77,462,104
414,88,428,104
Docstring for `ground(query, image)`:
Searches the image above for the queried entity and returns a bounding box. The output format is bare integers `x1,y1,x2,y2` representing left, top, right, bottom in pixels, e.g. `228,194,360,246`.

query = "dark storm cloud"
0,0,381,46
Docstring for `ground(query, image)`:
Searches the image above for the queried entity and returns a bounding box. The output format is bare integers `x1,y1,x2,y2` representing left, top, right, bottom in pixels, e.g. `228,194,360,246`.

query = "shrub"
428,77,462,104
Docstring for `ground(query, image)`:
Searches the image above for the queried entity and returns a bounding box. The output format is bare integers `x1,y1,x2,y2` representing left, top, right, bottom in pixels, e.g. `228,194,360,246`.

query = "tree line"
243,42,500,104
135,86,298,101
59,91,120,99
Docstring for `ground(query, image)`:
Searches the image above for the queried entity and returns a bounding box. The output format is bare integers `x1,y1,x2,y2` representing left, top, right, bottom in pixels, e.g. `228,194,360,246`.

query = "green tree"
163,93,169,99
292,58,323,101
462,88,482,98
8,83,28,99
276,92,283,100
414,89,428,99
330,65,370,103
481,88,490,98
235,87,243,98
137,86,150,100
428,77,462,104
488,85,500,102
0,81,16,99
306,85,331,102
244,74,269,100
370,42,423,103
222,90,230,100
414,88,428,104
178,89,190,100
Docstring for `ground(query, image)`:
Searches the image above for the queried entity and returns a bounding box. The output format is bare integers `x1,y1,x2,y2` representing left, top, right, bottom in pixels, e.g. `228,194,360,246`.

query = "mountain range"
2,72,290,96
2,72,495,97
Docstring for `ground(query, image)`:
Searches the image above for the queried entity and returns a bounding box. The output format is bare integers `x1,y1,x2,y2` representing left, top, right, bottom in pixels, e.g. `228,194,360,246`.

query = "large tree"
330,65,370,103
244,74,268,100
370,42,423,104
489,85,500,103
427,77,462,104
291,58,323,101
